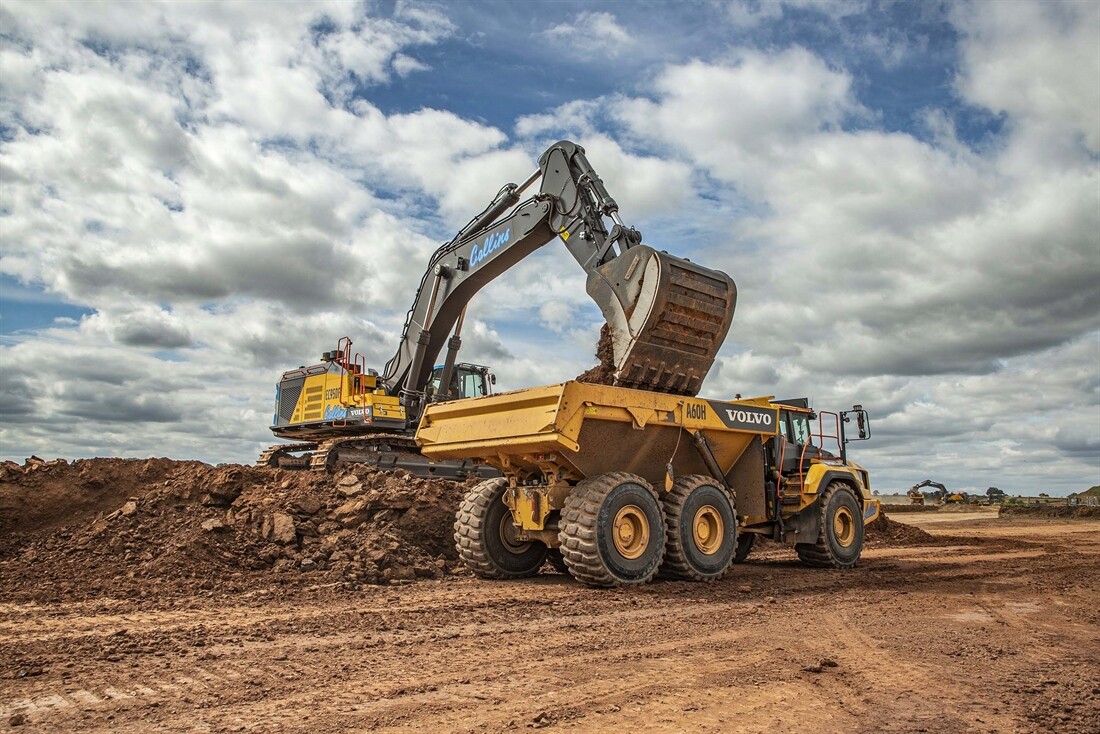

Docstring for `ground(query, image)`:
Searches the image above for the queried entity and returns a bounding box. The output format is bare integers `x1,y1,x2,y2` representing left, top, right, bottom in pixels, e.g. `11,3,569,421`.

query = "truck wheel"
454,478,548,579
733,532,755,563
662,475,737,581
795,483,864,568
559,472,666,587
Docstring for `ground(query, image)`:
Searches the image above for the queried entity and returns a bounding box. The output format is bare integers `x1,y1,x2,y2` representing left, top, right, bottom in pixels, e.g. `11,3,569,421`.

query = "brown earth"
0,457,476,602
2,459,1099,733
1000,504,1100,519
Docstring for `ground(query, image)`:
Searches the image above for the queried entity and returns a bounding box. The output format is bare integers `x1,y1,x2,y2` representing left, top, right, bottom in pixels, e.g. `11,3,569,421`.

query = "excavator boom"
264,141,737,474
383,140,736,413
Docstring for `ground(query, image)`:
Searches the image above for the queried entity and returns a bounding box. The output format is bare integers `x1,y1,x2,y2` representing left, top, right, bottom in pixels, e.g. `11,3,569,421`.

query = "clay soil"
2,460,1099,733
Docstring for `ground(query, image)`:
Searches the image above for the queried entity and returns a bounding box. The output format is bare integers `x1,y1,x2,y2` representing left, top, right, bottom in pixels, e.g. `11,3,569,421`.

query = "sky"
0,0,1097,496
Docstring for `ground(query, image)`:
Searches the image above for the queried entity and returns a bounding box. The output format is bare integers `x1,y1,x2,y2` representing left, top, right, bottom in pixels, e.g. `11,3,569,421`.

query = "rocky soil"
0,457,937,605
2,502,1096,734
0,457,475,602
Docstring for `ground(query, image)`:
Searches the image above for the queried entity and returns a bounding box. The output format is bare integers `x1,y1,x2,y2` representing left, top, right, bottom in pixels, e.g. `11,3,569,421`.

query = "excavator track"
259,435,498,480
257,442,319,469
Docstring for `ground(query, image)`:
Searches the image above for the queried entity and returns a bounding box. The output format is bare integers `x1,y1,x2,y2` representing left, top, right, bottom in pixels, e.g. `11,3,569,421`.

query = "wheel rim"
692,506,724,555
833,506,856,548
612,505,650,559
498,514,532,553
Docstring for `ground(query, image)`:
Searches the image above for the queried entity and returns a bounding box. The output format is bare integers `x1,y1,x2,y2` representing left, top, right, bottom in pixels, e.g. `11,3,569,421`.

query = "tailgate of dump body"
417,381,779,488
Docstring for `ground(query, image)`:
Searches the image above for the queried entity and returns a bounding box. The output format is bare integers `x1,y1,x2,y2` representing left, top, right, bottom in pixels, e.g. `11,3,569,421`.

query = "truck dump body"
422,381,876,587
416,381,778,488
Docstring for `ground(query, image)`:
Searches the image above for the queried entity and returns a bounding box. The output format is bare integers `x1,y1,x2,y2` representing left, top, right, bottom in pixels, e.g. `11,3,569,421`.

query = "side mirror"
841,406,870,441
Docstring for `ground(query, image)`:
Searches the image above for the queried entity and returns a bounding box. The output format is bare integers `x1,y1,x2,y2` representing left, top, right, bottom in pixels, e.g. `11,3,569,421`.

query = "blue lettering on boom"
470,228,511,269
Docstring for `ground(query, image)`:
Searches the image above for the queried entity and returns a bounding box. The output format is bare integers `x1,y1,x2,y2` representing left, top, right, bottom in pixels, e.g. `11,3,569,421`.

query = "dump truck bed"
417,381,779,487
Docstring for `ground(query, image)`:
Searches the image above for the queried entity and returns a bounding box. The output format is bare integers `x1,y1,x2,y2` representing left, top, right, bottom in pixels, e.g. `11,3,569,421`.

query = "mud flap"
587,245,736,396
782,504,821,546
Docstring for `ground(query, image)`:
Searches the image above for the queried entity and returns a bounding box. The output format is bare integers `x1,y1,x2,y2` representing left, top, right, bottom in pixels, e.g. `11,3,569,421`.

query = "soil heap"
864,512,935,545
2,457,935,603
0,457,472,602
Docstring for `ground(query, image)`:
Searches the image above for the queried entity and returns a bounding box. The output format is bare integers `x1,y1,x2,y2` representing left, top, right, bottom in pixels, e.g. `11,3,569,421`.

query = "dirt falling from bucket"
576,323,617,386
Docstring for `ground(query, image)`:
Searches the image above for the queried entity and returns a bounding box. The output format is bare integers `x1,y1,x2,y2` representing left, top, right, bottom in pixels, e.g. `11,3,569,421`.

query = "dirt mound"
576,323,617,385
0,456,200,535
1000,504,1100,519
2,458,941,603
0,458,473,601
865,511,935,545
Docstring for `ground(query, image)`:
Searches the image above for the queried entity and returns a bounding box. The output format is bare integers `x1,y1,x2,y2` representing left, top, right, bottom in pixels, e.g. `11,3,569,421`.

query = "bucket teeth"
587,245,736,396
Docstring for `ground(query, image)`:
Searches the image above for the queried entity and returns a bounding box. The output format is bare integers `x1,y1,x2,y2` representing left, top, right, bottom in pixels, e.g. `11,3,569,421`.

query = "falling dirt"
2,458,1098,733
576,323,617,385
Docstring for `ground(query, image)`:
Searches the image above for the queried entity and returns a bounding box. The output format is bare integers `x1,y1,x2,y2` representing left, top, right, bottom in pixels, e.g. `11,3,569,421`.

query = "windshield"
791,415,813,445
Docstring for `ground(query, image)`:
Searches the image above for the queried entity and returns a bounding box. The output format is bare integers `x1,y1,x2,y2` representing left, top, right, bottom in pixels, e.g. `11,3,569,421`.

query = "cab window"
791,415,813,445
460,369,485,398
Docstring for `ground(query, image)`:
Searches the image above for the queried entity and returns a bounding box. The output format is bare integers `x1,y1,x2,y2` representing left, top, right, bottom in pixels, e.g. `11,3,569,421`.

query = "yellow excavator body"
271,365,406,441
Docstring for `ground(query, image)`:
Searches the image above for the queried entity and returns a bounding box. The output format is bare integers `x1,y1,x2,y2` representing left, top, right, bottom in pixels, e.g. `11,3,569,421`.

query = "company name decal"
708,401,777,433
470,228,511,268
324,405,371,421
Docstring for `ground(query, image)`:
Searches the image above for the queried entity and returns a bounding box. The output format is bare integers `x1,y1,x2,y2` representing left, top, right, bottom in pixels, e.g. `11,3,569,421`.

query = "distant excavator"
908,479,968,505
907,480,944,505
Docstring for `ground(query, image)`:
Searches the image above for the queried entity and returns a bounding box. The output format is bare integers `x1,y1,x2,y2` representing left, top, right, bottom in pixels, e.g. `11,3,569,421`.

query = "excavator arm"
382,141,737,418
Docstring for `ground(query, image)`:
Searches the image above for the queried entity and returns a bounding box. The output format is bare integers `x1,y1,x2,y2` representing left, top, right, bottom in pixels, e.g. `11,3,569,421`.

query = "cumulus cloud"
0,0,1095,498
540,12,632,57
952,0,1100,153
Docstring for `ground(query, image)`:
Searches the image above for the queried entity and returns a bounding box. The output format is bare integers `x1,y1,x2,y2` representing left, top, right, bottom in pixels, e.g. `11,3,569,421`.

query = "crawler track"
258,435,494,479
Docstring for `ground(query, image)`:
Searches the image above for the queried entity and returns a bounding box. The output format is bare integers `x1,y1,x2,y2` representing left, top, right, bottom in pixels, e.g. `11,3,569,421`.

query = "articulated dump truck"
418,381,877,587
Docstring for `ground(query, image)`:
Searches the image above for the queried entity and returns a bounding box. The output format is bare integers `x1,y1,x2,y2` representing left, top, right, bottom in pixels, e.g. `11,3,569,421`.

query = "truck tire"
795,483,864,569
559,472,666,587
454,478,548,579
661,475,737,581
733,532,755,563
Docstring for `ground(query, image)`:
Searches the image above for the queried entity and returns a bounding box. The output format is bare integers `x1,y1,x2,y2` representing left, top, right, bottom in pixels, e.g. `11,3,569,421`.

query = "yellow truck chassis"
418,381,877,586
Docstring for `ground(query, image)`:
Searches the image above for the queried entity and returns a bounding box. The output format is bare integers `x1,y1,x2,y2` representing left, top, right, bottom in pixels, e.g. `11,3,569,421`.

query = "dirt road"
3,515,1097,733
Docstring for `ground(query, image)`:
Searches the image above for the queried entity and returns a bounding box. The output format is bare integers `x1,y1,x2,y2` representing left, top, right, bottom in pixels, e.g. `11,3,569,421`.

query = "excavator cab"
426,363,495,401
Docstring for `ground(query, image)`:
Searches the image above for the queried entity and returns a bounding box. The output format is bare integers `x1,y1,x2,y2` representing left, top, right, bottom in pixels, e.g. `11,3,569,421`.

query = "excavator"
907,479,967,505
259,141,737,475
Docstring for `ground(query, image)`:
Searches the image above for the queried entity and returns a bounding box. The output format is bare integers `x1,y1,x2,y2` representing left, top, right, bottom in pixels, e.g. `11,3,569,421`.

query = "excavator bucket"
586,245,736,396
